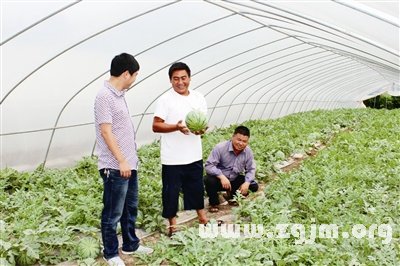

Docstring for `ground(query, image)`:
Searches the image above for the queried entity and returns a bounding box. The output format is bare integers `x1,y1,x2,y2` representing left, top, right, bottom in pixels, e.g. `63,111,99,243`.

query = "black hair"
168,62,191,79
234,126,250,137
110,53,140,77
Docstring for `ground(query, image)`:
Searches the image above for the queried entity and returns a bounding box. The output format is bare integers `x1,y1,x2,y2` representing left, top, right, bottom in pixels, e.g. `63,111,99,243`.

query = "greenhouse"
1,0,399,265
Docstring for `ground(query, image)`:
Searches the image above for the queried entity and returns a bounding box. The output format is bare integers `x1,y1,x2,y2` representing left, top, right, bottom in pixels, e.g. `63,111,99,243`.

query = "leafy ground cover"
1,108,398,265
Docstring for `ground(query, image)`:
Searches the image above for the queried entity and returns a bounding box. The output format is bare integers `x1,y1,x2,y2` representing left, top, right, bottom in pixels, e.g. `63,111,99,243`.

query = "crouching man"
204,126,259,212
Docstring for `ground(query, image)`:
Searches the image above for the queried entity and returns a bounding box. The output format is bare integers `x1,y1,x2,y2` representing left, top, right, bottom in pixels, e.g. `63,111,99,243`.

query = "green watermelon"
185,110,208,132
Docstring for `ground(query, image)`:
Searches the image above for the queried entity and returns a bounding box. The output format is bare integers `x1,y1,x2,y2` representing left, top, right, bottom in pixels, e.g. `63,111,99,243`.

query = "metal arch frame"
250,0,399,56
207,48,326,125
134,40,303,132
126,38,301,138
268,25,399,68
102,35,291,152
231,1,400,104
288,62,365,114
229,10,398,85
238,10,399,74
282,66,374,115
323,78,385,110
336,79,390,102
224,0,355,46
231,55,349,123
0,23,275,159
0,121,94,137
0,0,82,46
133,45,317,141
306,42,398,76
45,13,248,164
332,0,399,28
249,56,348,120
277,61,370,114
300,51,394,110
133,36,294,133
0,0,181,105
194,10,390,124
297,44,399,111
220,53,342,125
321,76,384,109
239,11,356,45
254,59,361,120
297,68,376,111
208,36,392,124
92,1,315,155
257,60,364,119
204,2,396,119
304,43,395,92
309,75,383,110
1,1,240,164
117,1,398,152
133,0,341,135
2,0,398,168
216,48,327,124
191,37,298,94
331,79,386,109
204,45,315,101
131,25,267,132
237,24,397,114
329,78,387,106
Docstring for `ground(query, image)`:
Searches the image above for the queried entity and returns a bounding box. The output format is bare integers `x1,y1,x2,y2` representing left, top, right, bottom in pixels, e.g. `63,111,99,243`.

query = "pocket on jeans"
109,169,126,181
102,169,125,183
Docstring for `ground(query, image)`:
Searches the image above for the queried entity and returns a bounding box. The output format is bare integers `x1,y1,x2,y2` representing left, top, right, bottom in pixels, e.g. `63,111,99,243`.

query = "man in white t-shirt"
152,62,209,236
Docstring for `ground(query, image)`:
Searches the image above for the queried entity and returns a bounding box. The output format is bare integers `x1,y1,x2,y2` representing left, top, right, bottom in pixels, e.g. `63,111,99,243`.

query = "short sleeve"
95,94,112,125
154,96,168,120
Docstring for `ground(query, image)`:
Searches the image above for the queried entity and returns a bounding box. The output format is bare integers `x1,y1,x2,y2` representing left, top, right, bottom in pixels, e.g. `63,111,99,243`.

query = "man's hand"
218,175,231,191
119,160,132,179
177,120,190,135
191,126,208,135
239,182,250,196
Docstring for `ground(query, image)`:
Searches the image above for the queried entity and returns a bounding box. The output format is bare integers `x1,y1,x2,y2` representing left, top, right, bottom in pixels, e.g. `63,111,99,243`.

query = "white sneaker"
121,245,154,255
103,256,125,266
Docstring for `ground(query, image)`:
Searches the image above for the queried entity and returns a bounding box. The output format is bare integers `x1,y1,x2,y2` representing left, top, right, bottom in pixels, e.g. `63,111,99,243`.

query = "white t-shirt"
154,89,207,165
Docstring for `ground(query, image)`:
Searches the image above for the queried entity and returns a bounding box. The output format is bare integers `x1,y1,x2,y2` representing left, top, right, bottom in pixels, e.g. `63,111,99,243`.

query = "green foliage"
363,93,400,109
0,159,102,265
1,108,399,265
137,108,399,265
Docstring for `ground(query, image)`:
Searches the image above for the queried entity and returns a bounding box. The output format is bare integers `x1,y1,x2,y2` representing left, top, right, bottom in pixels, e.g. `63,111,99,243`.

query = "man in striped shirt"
94,53,152,266
204,126,259,212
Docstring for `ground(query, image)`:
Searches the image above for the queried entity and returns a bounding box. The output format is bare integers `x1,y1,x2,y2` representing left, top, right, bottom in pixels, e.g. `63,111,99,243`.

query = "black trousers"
162,160,204,218
204,174,259,206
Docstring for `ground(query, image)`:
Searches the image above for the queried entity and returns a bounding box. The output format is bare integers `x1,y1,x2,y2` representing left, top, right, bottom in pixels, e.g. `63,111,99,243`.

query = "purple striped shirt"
205,140,256,182
94,81,138,170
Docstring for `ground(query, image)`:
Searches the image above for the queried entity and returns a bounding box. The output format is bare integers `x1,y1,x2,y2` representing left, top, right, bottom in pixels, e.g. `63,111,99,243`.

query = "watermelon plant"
1,108,398,265
138,109,399,265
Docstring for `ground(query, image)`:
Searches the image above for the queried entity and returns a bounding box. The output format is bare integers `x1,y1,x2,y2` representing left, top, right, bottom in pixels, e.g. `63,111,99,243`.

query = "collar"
104,81,125,97
172,88,191,97
228,140,246,155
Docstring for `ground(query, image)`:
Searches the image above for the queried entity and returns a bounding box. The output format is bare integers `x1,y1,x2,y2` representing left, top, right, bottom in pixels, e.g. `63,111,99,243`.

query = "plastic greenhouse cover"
1,0,399,170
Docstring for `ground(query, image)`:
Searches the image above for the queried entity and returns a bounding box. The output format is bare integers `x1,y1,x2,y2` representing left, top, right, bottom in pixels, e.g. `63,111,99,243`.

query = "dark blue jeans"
100,169,140,260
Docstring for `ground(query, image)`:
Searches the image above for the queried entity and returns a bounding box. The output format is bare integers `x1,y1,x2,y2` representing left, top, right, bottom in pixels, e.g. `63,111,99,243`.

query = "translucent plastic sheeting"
1,0,399,170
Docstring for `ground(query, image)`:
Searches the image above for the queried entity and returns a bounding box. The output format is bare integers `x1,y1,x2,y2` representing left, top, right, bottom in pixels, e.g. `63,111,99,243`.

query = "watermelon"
185,110,208,132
